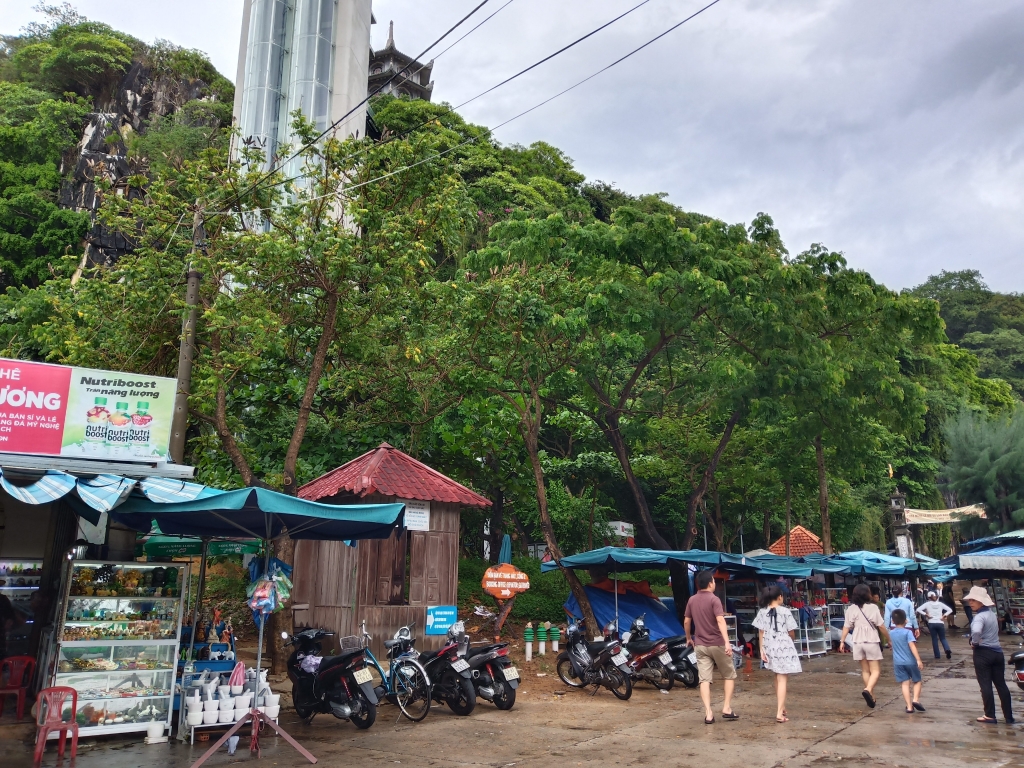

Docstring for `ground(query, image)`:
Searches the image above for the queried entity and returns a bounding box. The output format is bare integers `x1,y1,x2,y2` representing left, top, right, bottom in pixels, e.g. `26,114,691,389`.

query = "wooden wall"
291,495,463,655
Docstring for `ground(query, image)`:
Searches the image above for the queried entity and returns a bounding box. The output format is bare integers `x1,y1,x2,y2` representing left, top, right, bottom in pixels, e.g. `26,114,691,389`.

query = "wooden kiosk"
293,444,490,657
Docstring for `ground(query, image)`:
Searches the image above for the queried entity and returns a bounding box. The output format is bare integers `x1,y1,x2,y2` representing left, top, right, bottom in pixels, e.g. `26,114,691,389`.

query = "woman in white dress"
753,585,802,723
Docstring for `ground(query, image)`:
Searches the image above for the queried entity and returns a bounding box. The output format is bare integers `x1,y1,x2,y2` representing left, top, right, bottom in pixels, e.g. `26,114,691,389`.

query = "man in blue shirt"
884,586,919,637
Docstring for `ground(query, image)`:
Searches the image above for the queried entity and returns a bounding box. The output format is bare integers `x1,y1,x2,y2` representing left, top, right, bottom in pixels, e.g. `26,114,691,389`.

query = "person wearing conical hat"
965,585,1014,724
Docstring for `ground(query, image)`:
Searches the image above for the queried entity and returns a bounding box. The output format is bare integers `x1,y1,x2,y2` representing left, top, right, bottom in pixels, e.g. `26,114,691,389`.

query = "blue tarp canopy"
540,546,670,573
959,530,1024,554
564,585,684,640
110,487,405,542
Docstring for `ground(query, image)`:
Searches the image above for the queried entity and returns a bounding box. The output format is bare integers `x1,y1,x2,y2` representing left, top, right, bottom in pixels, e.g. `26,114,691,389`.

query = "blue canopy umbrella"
498,534,513,565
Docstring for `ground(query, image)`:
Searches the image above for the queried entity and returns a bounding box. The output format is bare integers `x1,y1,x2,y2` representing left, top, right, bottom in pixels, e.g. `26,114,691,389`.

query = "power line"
232,0,659,204
433,0,517,61
225,0,496,209
206,0,726,217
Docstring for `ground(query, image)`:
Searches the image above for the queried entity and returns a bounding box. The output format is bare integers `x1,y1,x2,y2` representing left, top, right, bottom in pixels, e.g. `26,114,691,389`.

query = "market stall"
108,486,406,767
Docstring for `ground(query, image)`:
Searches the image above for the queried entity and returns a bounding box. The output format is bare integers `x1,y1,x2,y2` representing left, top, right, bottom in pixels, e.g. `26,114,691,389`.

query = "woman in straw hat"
964,585,1014,724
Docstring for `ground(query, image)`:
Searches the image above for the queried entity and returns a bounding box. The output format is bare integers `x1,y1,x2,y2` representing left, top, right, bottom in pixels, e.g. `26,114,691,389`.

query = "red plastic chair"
0,655,36,721
33,687,78,764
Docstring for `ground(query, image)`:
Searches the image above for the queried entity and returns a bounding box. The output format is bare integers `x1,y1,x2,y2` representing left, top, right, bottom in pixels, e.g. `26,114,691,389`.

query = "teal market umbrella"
498,534,512,565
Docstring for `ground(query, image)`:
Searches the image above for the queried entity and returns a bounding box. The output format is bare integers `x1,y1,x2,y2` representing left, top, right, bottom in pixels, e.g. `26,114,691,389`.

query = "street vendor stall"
109,486,405,767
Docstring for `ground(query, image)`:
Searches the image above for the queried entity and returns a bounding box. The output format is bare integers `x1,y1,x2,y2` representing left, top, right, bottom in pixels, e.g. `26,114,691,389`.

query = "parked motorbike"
1010,649,1024,690
448,621,519,710
665,636,700,688
615,615,676,690
419,626,477,715
283,628,378,728
556,618,633,700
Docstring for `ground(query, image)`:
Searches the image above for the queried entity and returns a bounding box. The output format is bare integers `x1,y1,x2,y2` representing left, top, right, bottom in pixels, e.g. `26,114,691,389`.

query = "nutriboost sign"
0,358,176,462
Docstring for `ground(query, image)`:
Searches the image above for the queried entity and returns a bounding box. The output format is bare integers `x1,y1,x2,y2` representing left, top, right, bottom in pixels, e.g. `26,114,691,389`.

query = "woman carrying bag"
840,583,890,708
753,585,802,723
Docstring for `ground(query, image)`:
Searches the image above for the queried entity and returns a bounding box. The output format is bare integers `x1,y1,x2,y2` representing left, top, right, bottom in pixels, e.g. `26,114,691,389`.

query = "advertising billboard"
0,358,176,462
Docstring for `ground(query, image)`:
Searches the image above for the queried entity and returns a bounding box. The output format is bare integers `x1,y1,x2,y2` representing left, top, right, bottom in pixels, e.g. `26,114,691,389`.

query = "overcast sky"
4,0,1022,292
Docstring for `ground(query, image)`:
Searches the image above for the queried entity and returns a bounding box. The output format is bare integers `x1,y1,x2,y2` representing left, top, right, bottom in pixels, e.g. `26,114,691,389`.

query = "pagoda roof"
299,443,490,508
768,525,824,557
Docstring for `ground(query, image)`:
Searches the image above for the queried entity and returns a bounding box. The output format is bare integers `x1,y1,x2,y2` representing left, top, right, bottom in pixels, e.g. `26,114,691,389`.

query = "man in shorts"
684,570,737,724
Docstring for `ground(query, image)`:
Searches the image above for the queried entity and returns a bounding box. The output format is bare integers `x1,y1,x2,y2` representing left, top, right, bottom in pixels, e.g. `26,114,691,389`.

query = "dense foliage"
1,12,1021,610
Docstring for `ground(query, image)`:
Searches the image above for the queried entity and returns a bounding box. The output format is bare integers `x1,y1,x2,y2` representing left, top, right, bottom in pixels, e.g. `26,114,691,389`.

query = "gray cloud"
3,0,1022,290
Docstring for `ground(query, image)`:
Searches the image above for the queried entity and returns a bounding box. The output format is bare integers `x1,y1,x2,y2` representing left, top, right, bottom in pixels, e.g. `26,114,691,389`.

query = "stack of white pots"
184,685,257,727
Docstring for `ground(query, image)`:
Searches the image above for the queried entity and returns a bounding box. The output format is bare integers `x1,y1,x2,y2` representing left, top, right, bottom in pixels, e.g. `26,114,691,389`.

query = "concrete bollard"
524,623,534,663
537,623,548,656
550,624,560,653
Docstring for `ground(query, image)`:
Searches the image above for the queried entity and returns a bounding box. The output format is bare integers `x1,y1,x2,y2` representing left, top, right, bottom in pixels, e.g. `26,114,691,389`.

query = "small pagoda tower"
368,21,435,101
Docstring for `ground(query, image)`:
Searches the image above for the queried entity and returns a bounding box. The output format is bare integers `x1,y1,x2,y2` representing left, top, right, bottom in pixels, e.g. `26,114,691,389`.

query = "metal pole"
187,539,209,665
254,540,271,709
169,206,204,464
614,569,618,636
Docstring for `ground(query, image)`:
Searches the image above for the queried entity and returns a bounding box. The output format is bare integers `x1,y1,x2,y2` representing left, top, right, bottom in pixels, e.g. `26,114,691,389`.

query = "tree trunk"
519,403,598,633
682,409,742,549
814,434,833,554
600,416,669,549
710,483,725,552
282,292,339,493
762,506,771,548
267,535,295,675
784,480,792,556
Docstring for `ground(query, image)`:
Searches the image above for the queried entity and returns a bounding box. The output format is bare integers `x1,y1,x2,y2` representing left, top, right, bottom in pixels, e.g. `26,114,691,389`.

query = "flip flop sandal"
862,690,876,708
913,702,926,712
704,717,715,725
776,716,789,723
977,717,998,724
721,712,739,720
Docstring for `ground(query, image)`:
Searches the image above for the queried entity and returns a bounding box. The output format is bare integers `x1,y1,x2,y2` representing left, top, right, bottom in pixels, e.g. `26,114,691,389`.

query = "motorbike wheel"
292,683,316,724
445,673,477,716
605,665,633,701
676,663,699,689
393,659,432,722
492,680,517,710
556,652,586,689
648,660,675,691
350,694,377,730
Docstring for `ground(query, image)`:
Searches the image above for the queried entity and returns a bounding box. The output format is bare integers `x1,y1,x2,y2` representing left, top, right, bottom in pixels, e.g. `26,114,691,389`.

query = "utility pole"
169,206,203,463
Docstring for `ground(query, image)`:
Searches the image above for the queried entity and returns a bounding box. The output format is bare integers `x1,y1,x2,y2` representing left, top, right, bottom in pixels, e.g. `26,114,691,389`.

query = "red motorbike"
605,615,675,690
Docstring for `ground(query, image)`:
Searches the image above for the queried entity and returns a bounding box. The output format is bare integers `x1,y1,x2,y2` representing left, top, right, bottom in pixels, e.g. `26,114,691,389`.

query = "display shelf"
724,615,738,645
51,561,188,741
185,715,278,745
791,607,829,658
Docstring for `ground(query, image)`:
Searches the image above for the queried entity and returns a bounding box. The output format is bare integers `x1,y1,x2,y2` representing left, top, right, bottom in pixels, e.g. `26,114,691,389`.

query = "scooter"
447,621,519,709
615,615,675,690
418,626,477,715
1010,648,1024,690
283,627,378,728
556,618,633,700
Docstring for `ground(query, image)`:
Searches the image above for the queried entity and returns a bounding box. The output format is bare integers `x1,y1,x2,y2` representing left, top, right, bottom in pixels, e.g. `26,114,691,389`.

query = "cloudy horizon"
3,0,1022,292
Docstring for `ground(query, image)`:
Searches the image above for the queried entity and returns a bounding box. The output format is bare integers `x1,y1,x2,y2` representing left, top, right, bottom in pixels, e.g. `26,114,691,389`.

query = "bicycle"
359,620,432,722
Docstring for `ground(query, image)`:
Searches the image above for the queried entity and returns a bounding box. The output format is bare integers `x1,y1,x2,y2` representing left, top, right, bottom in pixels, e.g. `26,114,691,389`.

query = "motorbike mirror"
280,631,289,640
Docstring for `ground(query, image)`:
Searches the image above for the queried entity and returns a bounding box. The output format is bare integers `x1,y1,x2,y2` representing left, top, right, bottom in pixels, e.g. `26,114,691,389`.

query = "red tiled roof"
298,443,491,508
768,525,824,557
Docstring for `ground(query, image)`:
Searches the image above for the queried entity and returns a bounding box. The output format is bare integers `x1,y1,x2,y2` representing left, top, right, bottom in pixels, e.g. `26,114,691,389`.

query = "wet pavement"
6,634,1024,768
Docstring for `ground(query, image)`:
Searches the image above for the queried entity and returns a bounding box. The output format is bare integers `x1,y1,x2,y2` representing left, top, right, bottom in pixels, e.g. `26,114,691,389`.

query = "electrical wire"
225,0,496,209
203,0,725,218
225,0,658,205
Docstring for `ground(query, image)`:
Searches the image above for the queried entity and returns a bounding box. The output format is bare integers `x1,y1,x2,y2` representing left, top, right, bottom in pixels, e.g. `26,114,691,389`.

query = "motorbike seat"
418,648,453,664
317,648,365,672
625,639,657,654
383,639,404,650
586,640,619,655
660,635,688,647
466,644,505,659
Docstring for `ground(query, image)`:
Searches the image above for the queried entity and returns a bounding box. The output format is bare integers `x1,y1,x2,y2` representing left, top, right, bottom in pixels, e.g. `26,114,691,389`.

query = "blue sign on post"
425,605,458,635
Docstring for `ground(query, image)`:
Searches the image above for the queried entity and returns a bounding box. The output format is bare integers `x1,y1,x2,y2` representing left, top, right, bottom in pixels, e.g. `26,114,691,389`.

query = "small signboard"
400,499,431,531
482,563,531,599
425,605,458,635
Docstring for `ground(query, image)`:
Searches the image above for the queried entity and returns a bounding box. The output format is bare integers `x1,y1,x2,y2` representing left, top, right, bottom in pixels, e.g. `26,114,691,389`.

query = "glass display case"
0,560,42,656
52,561,188,738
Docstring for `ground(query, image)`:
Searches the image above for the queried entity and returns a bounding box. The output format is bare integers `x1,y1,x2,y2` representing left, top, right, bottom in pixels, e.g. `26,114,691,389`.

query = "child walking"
890,608,926,713
753,585,802,723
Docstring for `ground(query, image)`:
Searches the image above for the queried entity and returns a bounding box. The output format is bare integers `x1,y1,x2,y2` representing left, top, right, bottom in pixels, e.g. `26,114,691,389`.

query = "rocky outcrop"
59,61,225,267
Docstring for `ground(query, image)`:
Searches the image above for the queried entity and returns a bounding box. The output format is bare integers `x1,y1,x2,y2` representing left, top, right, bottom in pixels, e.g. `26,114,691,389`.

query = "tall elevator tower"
231,0,373,165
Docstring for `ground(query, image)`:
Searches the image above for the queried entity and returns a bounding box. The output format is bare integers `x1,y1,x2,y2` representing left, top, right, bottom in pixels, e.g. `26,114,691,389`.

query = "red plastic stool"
0,655,36,721
33,687,78,765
